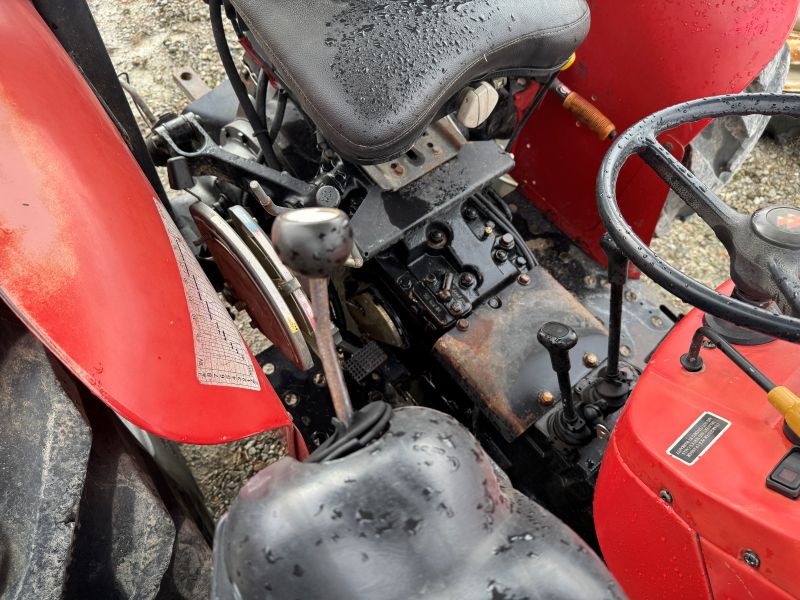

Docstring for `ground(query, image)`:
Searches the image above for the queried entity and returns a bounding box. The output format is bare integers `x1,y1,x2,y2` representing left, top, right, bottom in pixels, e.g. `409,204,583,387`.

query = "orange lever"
554,79,617,141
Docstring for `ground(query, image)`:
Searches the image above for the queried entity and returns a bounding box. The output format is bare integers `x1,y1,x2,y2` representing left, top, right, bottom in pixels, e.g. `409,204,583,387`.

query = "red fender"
513,0,798,265
0,0,291,444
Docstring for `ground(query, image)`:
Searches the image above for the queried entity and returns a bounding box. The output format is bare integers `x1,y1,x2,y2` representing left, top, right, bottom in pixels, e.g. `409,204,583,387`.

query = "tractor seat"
230,0,590,164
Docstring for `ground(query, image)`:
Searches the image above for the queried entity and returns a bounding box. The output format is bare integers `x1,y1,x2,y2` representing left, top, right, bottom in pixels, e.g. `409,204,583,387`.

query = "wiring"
209,0,281,170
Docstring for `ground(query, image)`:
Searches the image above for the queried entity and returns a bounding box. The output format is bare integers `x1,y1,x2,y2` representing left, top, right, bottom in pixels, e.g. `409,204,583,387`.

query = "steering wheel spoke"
768,258,800,317
639,136,745,242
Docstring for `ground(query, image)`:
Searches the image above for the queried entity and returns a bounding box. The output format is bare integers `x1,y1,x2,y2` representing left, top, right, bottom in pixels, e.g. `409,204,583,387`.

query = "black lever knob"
537,321,578,373
271,207,353,278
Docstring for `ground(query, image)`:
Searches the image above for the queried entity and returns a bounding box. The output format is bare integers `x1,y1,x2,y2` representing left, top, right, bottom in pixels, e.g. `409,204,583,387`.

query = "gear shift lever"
272,208,354,425
538,322,592,445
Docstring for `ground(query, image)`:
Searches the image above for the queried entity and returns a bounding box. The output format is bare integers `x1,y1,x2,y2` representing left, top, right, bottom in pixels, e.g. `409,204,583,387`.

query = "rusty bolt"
456,319,469,332
538,390,555,406
450,301,465,316
390,162,405,176
312,373,326,387
459,272,475,287
437,289,452,302
583,352,599,368
517,273,530,286
284,393,299,407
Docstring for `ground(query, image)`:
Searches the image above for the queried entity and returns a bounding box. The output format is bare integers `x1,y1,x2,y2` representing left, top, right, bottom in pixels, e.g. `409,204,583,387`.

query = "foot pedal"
344,342,388,383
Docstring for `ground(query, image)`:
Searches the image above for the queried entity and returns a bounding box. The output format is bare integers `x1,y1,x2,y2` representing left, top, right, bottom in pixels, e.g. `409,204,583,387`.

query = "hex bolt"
493,249,508,263
515,256,527,267
450,301,465,316
517,273,530,286
262,362,275,375
459,272,476,287
659,489,673,504
538,390,555,406
428,230,446,245
464,207,478,221
743,550,760,569
312,373,326,387
456,319,469,332
499,233,515,251
583,352,599,368
284,393,299,407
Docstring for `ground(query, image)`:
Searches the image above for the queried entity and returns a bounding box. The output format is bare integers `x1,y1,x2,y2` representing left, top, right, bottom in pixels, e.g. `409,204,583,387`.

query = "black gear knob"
537,321,578,373
271,208,353,278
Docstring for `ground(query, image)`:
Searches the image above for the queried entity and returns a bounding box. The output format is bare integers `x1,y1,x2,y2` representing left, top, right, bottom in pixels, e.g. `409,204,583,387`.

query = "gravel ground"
89,0,800,518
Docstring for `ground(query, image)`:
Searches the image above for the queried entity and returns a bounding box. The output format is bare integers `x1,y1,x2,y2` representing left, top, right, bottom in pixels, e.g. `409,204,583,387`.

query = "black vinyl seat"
229,0,590,164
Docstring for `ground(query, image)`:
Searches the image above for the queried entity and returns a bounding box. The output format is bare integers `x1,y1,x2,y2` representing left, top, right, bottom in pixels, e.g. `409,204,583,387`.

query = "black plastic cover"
212,406,623,599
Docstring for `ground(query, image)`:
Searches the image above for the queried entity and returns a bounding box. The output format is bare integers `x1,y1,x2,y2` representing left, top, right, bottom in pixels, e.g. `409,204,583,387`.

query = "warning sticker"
667,412,730,466
155,201,260,391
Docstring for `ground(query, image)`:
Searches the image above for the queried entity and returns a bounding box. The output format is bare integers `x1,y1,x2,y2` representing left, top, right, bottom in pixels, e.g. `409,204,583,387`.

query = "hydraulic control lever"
537,322,592,445
272,207,355,426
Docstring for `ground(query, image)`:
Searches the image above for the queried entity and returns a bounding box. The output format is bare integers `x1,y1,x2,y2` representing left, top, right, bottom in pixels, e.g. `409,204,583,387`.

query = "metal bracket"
362,116,467,192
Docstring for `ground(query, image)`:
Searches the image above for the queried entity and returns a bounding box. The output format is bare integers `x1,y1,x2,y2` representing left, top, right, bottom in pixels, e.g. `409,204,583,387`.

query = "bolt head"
659,489,673,503
493,249,508,263
312,373,326,387
743,550,760,569
488,297,501,309
624,290,637,302
262,362,275,375
456,319,469,332
583,352,599,368
620,344,632,357
450,301,464,316
538,390,555,406
284,393,299,407
517,273,530,286
459,272,475,287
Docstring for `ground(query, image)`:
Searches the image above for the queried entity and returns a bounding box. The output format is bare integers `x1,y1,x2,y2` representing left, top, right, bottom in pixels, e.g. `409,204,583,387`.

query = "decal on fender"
155,200,260,391
667,412,730,465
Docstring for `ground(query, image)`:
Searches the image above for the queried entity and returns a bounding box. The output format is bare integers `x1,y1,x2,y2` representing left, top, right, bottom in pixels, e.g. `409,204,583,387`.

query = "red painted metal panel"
513,0,798,265
0,0,291,443
701,538,795,600
597,282,800,597
595,436,712,600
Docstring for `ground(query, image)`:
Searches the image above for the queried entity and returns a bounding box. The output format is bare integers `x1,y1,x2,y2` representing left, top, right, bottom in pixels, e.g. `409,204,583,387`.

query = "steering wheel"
597,93,800,343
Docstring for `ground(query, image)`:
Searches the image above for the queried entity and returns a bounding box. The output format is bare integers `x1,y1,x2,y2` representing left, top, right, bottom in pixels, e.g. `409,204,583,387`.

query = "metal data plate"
228,205,316,342
362,116,467,191
190,202,314,371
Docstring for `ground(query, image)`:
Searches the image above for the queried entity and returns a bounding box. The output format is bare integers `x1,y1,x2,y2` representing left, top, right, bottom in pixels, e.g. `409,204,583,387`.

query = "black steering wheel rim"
597,93,800,343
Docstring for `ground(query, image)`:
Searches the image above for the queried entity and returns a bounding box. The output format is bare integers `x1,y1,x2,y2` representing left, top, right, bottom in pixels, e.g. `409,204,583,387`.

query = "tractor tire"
0,301,212,600
655,44,791,237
